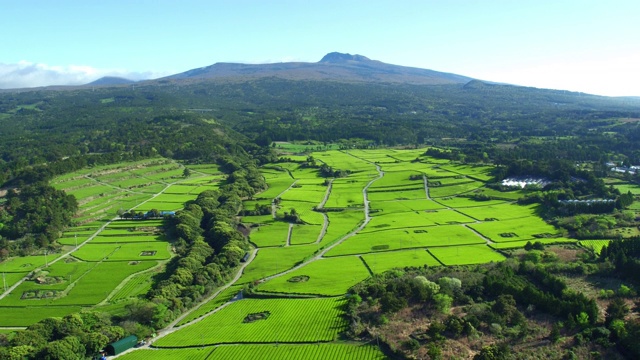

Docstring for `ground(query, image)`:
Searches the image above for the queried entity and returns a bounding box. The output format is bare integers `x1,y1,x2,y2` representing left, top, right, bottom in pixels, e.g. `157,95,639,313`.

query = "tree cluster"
0,312,124,360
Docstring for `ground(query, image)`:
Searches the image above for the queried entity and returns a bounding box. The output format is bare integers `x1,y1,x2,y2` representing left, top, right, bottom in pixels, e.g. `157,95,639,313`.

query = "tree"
606,297,629,326
433,293,453,314
182,168,191,178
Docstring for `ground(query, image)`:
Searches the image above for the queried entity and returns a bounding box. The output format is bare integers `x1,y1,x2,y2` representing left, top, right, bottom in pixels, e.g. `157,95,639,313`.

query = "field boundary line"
463,224,496,245
426,249,446,266
358,255,374,276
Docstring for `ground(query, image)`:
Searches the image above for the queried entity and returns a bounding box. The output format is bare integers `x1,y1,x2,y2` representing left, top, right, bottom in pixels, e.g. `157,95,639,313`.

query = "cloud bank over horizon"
0,61,164,89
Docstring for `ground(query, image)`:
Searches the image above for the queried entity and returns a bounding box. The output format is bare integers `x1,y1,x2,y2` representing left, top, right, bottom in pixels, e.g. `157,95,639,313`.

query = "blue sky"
1,0,639,96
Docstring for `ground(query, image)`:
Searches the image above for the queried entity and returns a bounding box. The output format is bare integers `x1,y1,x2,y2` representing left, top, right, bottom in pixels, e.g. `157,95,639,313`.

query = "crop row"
154,297,347,346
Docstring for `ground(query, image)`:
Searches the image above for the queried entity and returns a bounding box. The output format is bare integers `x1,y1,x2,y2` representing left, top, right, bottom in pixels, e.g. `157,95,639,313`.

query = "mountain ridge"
159,52,473,85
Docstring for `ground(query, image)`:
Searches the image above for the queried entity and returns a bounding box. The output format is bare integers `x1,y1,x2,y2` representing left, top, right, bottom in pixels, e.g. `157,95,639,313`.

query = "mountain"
86,76,135,86
160,52,473,85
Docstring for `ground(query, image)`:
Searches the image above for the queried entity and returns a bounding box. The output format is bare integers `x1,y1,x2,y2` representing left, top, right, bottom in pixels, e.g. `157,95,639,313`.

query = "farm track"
271,180,299,218
98,259,168,305
286,224,293,246
315,213,329,244
423,174,431,200
313,178,333,244
464,224,496,245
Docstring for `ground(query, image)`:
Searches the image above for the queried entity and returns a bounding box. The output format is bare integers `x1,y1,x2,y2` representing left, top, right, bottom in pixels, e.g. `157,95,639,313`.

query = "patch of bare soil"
548,245,580,262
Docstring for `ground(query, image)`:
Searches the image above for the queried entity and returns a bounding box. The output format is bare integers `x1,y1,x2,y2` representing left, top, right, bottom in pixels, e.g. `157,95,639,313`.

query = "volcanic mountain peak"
319,52,372,63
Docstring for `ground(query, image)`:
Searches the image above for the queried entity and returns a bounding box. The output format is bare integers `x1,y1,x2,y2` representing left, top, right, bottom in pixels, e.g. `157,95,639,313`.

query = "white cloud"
0,61,167,89
471,52,640,97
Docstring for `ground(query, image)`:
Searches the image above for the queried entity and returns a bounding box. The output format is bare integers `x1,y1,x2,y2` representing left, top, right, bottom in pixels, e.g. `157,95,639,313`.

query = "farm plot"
0,255,61,273
110,177,157,189
361,249,441,273
347,149,401,163
468,217,560,243
0,306,82,327
52,261,157,305
438,164,495,181
363,209,475,232
279,185,326,204
370,199,446,214
367,188,426,202
208,343,387,360
145,193,195,203
290,168,323,179
135,201,185,212
238,245,317,284
249,222,290,247
67,185,123,201
0,261,156,307
490,238,577,250
428,176,475,186
614,183,640,195
290,224,323,245
317,150,376,174
90,235,167,243
429,245,505,266
71,243,170,262
110,268,158,301
0,261,95,304
432,196,508,208
242,215,276,225
108,220,165,227
162,184,200,194
321,211,365,245
154,297,347,346
470,188,526,201
185,164,222,174
255,176,296,200
579,239,612,255
0,272,29,289
295,207,325,225
456,203,540,221
51,177,95,190
369,170,423,189
428,181,485,198
257,256,370,296
323,182,366,208
326,225,485,257
177,285,244,326
385,148,429,161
